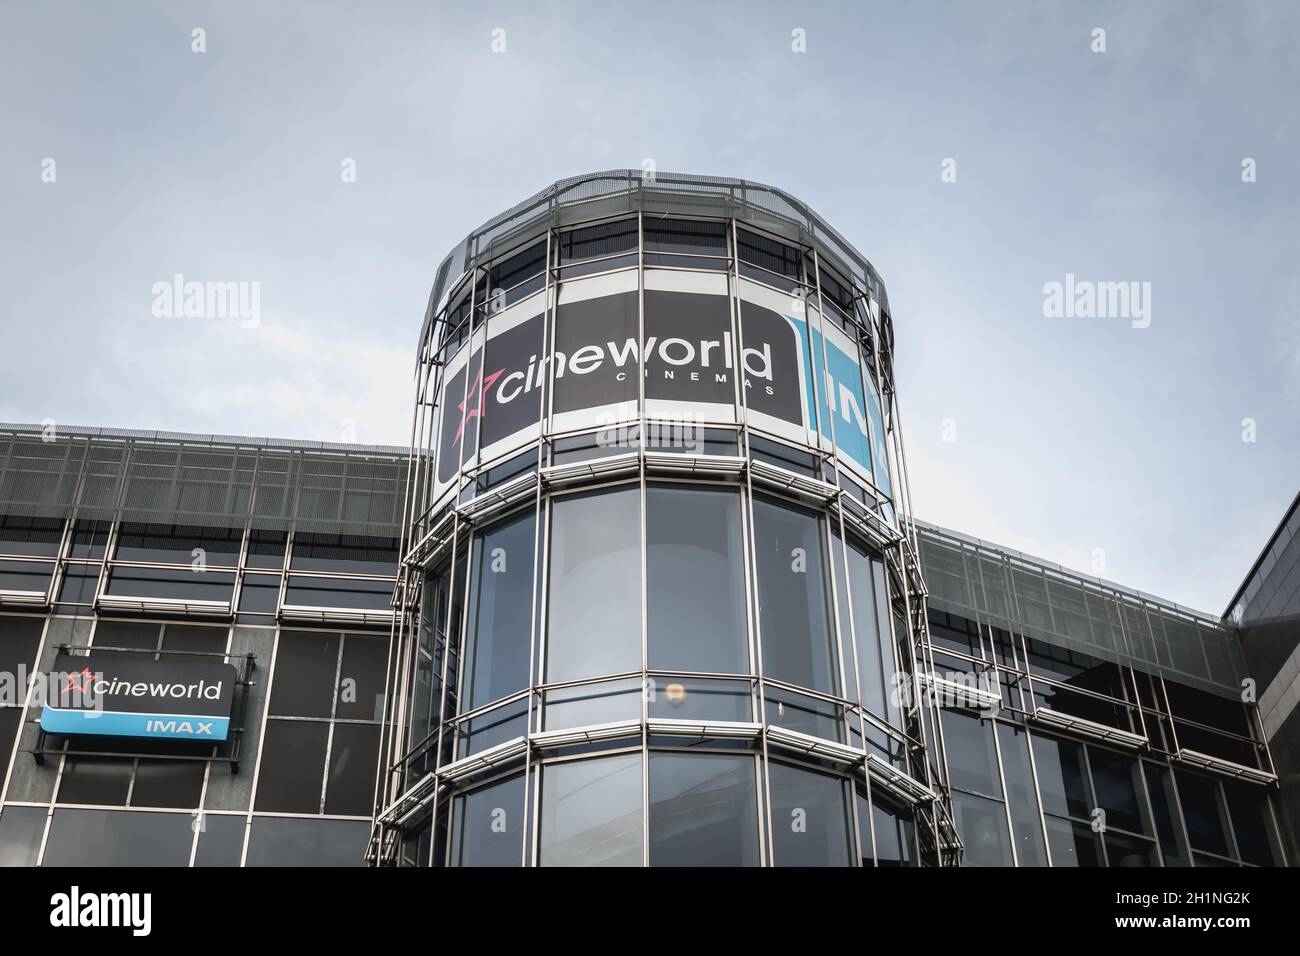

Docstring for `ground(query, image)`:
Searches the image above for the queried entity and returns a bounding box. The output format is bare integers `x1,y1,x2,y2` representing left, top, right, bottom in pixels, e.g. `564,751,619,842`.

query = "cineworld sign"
40,652,237,741
435,273,891,496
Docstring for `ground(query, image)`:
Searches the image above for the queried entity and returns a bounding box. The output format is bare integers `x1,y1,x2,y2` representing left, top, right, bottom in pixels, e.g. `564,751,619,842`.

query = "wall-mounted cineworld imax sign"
40,653,237,741
434,270,893,499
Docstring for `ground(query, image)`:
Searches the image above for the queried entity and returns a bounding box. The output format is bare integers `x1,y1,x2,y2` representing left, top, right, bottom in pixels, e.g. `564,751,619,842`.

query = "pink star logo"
453,367,505,446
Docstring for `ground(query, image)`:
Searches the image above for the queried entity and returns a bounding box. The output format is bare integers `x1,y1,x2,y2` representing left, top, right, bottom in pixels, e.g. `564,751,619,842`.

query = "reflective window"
1086,746,1147,835
245,817,369,867
941,711,1002,798
647,486,747,674
1031,733,1092,819
767,761,854,867
996,723,1048,866
1045,815,1102,867
255,721,328,813
844,543,888,717
325,723,381,815
952,791,1013,867
270,632,341,718
1144,763,1189,866
104,566,235,602
0,516,62,556
42,809,194,866
545,488,641,683
1104,830,1159,867
290,533,398,576
0,805,47,867
648,753,759,866
463,511,536,710
647,677,752,723
450,773,526,867
282,575,393,611
539,753,643,866
1223,779,1278,865
872,799,913,867
558,218,637,264
752,497,837,695
1175,769,1231,857
193,814,246,867
114,523,241,566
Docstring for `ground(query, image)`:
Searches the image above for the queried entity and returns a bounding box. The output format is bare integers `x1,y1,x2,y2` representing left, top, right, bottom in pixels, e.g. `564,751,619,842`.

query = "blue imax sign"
41,653,237,742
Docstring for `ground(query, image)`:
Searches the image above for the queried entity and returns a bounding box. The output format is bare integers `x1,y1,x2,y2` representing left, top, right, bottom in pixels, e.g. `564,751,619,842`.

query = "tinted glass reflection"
752,498,837,695
648,753,759,866
464,511,535,710
450,773,526,866
546,489,641,683
539,753,643,866
646,486,747,674
767,762,853,866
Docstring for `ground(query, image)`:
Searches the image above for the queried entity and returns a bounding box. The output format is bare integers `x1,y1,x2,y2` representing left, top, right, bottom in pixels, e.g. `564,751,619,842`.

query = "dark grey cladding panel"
0,427,407,537
917,523,1247,699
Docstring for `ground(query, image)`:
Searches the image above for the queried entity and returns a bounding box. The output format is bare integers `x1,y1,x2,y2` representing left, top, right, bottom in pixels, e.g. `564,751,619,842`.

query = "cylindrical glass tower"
373,171,959,866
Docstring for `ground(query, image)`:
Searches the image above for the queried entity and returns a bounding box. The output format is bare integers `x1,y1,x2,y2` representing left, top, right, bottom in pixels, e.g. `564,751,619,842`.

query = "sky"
1,1,1296,615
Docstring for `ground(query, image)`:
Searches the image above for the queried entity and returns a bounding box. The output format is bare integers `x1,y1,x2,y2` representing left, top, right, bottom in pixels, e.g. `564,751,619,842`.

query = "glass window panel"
1031,733,1092,820
458,697,528,758
0,805,47,866
290,533,399,576
1086,745,1148,835
159,623,227,659
767,761,854,867
1223,780,1278,865
269,631,340,718
845,543,888,718
0,614,43,674
647,486,747,674
752,497,837,695
539,753,643,867
649,752,759,867
0,708,20,785
56,756,132,806
1175,769,1231,857
558,218,637,263
450,773,526,866
104,566,236,602
647,677,752,723
1104,830,1159,867
283,575,393,611
463,511,536,711
1045,815,1102,867
996,723,1048,866
325,723,381,815
193,813,246,867
42,809,194,866
545,488,641,683
114,523,241,566
245,817,369,867
763,686,844,742
0,560,54,594
70,520,111,559
237,577,280,616
941,711,1002,798
131,759,205,809
952,790,1013,867
245,529,287,569
0,516,62,556
336,634,388,721
57,566,99,604
254,720,328,813
543,678,641,731
643,218,728,256
872,799,912,867
1144,763,1190,866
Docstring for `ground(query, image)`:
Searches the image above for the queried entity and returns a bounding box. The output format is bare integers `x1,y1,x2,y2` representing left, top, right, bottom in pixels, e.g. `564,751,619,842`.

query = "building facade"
0,172,1291,867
